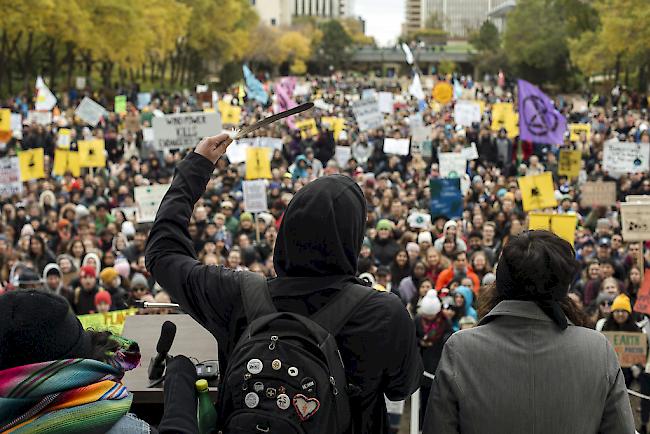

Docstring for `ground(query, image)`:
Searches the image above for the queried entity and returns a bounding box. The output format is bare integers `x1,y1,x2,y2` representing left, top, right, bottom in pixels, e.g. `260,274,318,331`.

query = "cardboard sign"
295,119,318,139
134,184,171,223
621,202,650,241
352,98,383,132
633,269,650,316
518,172,557,211
433,82,453,105
334,146,351,168
602,331,648,368
242,180,268,213
152,111,221,150
383,138,410,156
78,139,106,168
490,102,519,138
430,178,462,219
603,140,650,176
114,95,127,114
78,308,138,334
245,147,272,180
438,152,466,178
377,92,394,114
0,157,22,197
569,123,591,142
454,101,481,127
528,213,577,245
18,148,45,181
558,150,581,178
53,149,81,177
75,97,107,127
580,182,617,208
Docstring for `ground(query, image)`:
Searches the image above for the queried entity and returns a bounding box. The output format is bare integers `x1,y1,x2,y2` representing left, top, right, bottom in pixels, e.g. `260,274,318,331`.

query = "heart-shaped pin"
292,394,320,421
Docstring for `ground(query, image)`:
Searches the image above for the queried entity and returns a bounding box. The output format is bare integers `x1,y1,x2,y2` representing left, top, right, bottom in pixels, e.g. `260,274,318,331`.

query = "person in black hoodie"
145,133,422,434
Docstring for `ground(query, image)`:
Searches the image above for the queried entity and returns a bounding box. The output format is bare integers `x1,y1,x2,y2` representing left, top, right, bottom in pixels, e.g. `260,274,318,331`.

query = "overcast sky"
354,0,405,47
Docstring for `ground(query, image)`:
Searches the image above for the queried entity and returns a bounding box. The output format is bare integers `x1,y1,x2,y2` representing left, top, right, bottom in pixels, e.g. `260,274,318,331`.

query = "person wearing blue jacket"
451,285,477,331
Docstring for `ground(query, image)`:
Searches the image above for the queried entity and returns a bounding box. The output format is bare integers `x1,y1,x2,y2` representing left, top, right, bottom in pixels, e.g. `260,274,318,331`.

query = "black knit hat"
0,290,93,370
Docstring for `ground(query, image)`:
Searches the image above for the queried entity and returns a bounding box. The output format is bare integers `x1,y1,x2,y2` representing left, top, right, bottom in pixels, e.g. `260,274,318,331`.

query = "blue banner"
243,65,268,105
430,178,463,219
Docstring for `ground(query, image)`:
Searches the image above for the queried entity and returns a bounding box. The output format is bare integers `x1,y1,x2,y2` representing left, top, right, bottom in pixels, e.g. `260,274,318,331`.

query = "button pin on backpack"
272,359,282,370
265,387,277,398
288,367,299,377
292,394,320,421
247,359,263,375
253,382,264,393
244,392,260,408
276,393,290,410
301,377,316,392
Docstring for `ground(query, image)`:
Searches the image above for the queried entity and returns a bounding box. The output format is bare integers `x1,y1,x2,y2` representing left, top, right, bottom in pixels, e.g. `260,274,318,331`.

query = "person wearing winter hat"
424,230,634,433
73,265,105,315
0,290,167,434
415,289,453,426
372,219,400,266
94,290,113,313
43,263,72,301
100,267,129,310
433,220,467,253
406,242,421,265
128,273,150,307
82,252,102,277
114,259,131,280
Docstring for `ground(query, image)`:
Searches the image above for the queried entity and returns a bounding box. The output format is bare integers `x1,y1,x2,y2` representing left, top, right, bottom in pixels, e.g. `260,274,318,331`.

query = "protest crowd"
1,67,650,431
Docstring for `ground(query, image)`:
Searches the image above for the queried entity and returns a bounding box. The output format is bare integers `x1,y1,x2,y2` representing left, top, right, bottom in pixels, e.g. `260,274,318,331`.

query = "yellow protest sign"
518,172,558,211
295,119,318,139
77,308,138,334
18,148,45,181
476,100,486,114
0,109,10,132
245,147,272,179
53,149,81,177
217,101,242,126
78,139,106,168
321,116,346,141
528,213,577,245
569,123,591,142
433,82,453,105
558,150,581,178
491,102,519,138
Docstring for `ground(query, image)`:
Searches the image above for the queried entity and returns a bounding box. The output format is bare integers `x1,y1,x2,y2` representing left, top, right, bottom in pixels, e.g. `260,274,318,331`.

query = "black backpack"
218,273,374,434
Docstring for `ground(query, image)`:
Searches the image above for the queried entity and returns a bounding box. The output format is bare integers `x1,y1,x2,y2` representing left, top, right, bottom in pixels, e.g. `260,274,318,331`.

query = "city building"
251,0,354,26
251,0,293,27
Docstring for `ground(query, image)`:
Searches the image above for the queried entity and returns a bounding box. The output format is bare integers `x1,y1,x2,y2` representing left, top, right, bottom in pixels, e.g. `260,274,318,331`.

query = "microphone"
134,300,180,309
148,321,177,385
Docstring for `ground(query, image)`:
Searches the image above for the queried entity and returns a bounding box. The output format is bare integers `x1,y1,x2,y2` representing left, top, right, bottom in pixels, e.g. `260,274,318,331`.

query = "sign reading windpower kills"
152,112,221,150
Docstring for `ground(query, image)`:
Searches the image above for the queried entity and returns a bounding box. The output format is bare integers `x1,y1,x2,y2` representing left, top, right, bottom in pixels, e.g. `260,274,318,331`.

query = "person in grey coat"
423,230,635,434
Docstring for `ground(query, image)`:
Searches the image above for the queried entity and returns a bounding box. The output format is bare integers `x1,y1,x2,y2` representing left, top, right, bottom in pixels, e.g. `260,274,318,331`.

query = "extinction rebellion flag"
518,79,566,145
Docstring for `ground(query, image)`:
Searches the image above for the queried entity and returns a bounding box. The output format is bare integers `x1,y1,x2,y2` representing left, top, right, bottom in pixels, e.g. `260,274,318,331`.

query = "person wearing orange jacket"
435,251,480,295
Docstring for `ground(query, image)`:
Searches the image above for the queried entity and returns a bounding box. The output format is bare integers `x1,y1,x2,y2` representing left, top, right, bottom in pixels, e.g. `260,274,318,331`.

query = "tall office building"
251,0,293,26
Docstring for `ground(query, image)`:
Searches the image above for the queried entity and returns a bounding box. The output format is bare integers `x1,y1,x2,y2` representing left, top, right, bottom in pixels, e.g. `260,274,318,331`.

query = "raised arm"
145,134,240,332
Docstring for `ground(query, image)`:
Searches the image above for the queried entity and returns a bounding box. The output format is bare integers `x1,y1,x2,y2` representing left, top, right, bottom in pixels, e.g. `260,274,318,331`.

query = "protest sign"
626,195,650,203
137,92,151,109
78,139,106,168
53,149,80,177
580,182,617,208
135,184,171,223
383,138,410,156
75,76,86,90
491,102,519,138
352,98,383,131
0,109,10,132
602,331,648,368
75,97,107,127
334,146,351,168
621,202,650,241
142,127,154,143
35,76,56,111
225,141,248,164
295,119,318,139
361,89,377,100
411,126,432,157
27,111,52,126
518,79,566,145
152,112,221,150
0,157,22,197
293,83,310,97
438,152,466,178
454,101,481,127
313,99,334,112
518,172,557,211
78,308,138,334
432,82,453,105
245,147,272,180
528,213,577,245
603,140,650,175
430,178,462,219
18,148,45,181
242,180,268,213
10,113,21,132
114,95,127,114
57,128,72,149
558,150,581,178
218,101,242,125
321,117,345,141
460,143,479,161
407,212,431,229
633,269,650,316
378,92,394,114
569,123,591,142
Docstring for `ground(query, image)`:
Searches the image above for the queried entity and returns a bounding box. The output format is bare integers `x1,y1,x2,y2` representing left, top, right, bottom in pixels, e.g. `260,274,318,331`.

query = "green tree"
469,20,500,52
317,20,353,71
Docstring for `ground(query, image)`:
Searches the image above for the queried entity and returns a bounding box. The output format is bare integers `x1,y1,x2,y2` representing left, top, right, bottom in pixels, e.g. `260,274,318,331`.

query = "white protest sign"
241,137,283,152
313,99,334,112
603,140,650,176
334,146,351,168
361,89,377,100
408,113,424,128
461,142,479,160
35,76,57,111
75,97,108,127
27,111,52,126
134,184,171,223
0,157,22,198
152,111,221,150
383,138,410,156
225,141,248,164
243,180,268,213
621,202,650,241
378,92,394,114
293,84,311,97
438,152,467,178
407,212,431,229
454,100,481,127
411,125,432,155
142,127,154,143
352,98,383,132
57,129,72,149
75,76,86,90
10,113,22,131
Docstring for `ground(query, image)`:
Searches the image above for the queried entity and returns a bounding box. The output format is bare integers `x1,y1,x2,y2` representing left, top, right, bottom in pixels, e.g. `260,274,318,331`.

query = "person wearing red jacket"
435,251,480,295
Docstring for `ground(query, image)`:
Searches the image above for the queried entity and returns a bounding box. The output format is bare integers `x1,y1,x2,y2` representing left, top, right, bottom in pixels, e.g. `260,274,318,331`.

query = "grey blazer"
423,300,635,434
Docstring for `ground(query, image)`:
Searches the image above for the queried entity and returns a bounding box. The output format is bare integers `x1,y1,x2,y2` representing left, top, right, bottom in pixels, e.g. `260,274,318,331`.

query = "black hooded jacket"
146,152,422,434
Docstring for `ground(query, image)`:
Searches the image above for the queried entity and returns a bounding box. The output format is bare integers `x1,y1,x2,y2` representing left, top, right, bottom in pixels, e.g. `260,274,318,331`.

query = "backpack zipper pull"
330,376,338,395
269,335,278,350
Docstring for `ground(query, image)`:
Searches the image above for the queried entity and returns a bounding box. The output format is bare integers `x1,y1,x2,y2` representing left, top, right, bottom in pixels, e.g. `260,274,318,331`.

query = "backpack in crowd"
218,273,374,434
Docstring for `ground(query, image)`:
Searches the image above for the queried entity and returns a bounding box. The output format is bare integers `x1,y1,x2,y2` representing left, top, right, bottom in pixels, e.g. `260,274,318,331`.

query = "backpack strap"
310,282,375,336
240,272,276,322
